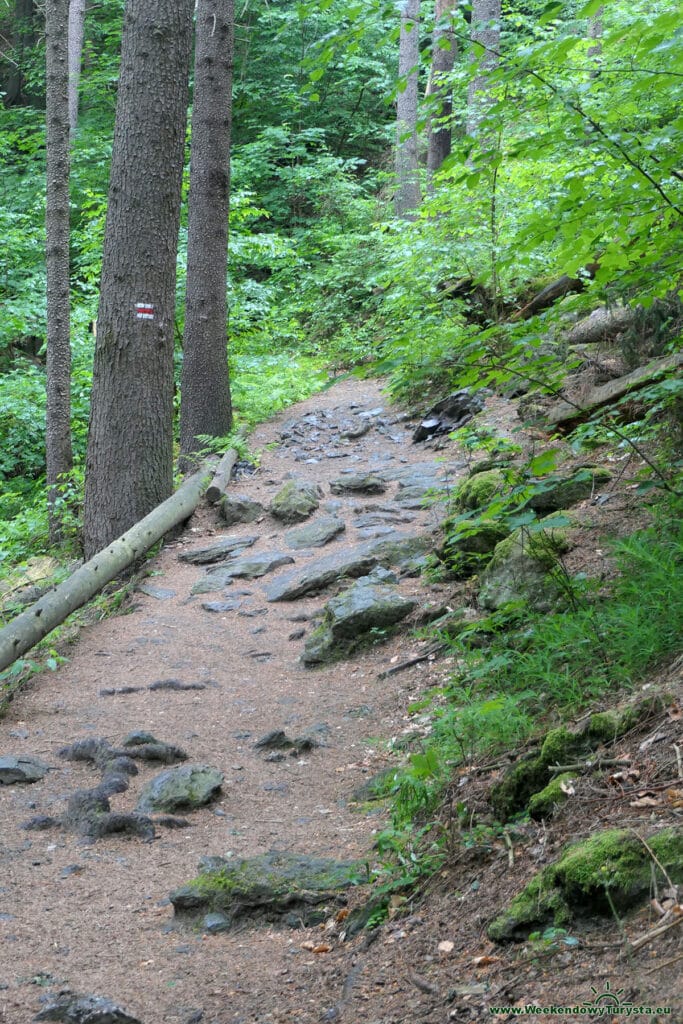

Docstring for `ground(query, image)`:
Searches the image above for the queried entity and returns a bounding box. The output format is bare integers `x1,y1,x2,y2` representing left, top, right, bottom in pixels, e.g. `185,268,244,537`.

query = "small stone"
203,912,231,934
288,628,306,641
179,535,258,564
0,755,50,785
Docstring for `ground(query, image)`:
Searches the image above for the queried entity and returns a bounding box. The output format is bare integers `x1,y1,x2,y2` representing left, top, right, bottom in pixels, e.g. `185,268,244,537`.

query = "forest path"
0,376,482,1024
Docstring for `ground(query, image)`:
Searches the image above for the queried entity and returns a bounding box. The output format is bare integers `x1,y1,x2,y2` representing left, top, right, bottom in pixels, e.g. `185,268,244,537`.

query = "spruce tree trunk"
179,0,234,469
394,0,421,218
426,0,456,182
83,0,194,559
466,0,501,139
45,0,73,541
4,0,36,106
67,0,86,135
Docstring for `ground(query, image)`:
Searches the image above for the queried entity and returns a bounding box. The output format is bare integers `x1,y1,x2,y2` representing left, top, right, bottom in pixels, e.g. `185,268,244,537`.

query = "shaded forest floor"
1,376,681,1023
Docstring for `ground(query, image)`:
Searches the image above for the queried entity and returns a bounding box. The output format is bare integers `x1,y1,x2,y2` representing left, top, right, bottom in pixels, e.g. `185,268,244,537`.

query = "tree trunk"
4,0,36,106
426,0,456,183
82,0,194,559
466,0,501,139
67,0,87,135
45,0,73,542
394,0,421,218
179,0,234,469
0,463,212,674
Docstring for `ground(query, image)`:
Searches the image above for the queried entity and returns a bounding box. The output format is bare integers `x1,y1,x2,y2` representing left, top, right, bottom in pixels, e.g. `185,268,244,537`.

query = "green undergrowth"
376,496,683,882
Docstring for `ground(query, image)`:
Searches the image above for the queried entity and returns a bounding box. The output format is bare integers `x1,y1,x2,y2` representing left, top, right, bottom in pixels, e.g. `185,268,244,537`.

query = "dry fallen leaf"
301,941,316,951
629,795,660,808
472,955,500,967
666,788,683,808
559,779,576,796
438,940,455,954
312,943,332,954
335,908,350,923
667,704,681,721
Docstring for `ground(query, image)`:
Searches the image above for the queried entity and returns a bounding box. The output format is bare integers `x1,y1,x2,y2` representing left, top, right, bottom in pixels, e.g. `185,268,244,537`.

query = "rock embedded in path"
412,389,485,442
170,851,363,929
220,494,264,525
0,755,49,784
178,534,258,564
270,480,323,523
265,531,431,602
302,576,418,665
329,474,386,496
284,516,345,550
34,993,143,1023
136,764,224,813
217,551,295,579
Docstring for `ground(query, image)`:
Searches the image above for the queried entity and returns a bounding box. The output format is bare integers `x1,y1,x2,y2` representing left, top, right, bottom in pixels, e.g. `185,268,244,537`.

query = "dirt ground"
0,376,681,1024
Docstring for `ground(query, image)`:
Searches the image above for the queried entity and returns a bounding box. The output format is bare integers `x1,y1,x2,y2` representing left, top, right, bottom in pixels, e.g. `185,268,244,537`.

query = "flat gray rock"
0,755,50,785
217,551,294,579
330,474,386,495
136,764,224,813
265,531,431,602
284,516,345,550
34,994,142,1023
178,534,258,564
220,494,264,525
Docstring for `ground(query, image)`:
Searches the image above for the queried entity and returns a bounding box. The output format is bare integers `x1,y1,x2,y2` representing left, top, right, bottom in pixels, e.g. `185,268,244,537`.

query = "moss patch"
490,697,662,821
488,827,683,941
527,772,576,820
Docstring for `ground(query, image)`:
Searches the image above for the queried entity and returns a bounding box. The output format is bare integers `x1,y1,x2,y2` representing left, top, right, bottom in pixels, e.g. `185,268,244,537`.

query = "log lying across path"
0,460,219,674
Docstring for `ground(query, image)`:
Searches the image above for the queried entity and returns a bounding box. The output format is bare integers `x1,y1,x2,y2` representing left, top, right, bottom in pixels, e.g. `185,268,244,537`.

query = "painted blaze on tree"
83,0,194,558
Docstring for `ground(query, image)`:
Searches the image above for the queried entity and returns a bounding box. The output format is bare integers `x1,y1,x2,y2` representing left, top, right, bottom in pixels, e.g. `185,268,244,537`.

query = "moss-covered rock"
488,828,683,941
528,468,612,513
527,772,576,820
302,577,417,665
477,513,576,612
453,469,507,512
170,851,364,930
270,480,322,523
490,698,661,822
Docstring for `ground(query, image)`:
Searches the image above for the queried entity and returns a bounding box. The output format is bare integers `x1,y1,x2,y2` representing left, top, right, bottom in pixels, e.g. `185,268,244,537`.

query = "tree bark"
466,0,501,140
426,0,456,183
45,0,73,542
0,464,212,674
83,0,194,559
179,0,234,469
394,0,421,218
67,0,87,135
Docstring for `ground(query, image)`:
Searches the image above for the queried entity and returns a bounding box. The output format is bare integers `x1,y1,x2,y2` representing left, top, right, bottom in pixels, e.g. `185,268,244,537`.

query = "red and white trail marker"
135,302,155,320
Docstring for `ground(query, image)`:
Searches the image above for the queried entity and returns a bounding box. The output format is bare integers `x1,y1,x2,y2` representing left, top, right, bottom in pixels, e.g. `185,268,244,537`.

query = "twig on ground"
645,951,683,974
629,913,683,953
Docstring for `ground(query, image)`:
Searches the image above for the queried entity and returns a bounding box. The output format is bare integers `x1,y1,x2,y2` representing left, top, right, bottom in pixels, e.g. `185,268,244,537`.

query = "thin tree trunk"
394,0,421,218
45,0,73,542
179,0,234,469
3,0,35,106
587,5,604,77
466,0,501,139
83,0,194,558
426,0,457,184
67,0,87,135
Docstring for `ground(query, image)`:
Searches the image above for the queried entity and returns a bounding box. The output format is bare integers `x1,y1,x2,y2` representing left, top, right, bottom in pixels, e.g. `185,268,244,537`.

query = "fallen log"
547,352,683,429
205,449,239,504
566,305,635,346
0,461,215,674
512,264,599,322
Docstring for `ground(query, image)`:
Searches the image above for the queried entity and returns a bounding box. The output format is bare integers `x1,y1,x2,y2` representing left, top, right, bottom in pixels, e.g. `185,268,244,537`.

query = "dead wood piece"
0,461,213,674
205,448,239,503
629,912,683,952
512,265,599,321
377,642,447,679
547,352,683,429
